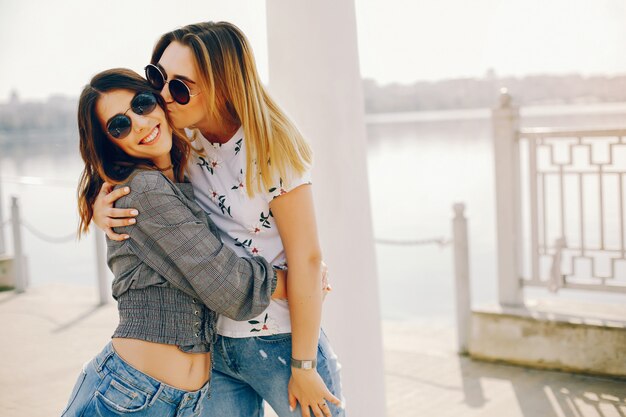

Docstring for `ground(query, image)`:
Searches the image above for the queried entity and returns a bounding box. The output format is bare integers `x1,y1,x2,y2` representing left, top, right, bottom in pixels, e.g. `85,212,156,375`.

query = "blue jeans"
60,342,210,417
202,330,345,417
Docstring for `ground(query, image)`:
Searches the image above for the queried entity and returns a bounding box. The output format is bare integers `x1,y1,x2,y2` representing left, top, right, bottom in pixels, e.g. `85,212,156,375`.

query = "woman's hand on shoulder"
93,182,139,241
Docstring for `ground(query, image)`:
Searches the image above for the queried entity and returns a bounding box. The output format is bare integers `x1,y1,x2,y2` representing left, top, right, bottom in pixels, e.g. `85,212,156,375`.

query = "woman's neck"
161,166,175,182
196,118,240,145
152,155,175,181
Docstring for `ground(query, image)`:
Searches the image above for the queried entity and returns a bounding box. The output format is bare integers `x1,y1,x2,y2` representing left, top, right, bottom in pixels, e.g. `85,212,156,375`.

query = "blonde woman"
93,22,344,417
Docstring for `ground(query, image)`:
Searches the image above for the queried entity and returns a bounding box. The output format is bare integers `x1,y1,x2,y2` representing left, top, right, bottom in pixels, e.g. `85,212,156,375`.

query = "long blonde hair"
152,21,312,196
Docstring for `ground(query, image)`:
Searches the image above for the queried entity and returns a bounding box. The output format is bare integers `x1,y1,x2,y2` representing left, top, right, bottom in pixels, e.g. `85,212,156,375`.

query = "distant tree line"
363,73,626,113
0,95,77,133
1,74,626,134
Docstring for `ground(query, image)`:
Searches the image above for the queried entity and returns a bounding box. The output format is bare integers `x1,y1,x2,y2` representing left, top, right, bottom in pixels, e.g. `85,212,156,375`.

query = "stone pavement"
0,284,624,417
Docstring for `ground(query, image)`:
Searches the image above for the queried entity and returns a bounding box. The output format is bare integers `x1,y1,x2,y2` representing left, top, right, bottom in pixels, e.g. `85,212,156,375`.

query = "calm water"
2,103,626,320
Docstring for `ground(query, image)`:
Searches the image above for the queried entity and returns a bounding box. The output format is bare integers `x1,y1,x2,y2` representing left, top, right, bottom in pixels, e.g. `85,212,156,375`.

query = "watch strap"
290,357,317,370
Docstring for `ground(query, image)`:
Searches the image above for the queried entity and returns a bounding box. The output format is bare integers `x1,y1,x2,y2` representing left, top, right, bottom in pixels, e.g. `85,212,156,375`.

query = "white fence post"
453,203,471,353
0,176,5,255
94,228,111,305
492,89,524,306
11,196,27,293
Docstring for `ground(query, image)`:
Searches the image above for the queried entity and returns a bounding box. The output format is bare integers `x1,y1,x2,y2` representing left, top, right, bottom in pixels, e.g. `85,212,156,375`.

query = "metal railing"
0,180,472,352
493,90,626,304
0,196,111,304
519,127,626,293
376,203,471,353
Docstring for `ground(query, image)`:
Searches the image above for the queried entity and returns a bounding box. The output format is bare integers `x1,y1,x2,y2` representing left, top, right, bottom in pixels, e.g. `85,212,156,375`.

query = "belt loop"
96,346,116,373
192,390,205,414
149,383,165,407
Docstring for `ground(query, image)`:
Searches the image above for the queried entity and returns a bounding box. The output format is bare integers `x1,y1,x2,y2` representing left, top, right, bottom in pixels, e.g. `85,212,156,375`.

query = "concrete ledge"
0,255,14,288
468,299,626,378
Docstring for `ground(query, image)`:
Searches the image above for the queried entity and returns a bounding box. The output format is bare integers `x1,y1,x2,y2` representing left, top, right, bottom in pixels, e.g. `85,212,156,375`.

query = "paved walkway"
0,284,624,417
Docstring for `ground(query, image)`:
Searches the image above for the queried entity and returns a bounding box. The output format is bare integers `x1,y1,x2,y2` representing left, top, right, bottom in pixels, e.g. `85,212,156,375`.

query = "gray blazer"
107,169,276,352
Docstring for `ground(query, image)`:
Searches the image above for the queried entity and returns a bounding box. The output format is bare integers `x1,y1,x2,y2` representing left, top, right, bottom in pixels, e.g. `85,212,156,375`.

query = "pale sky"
1,0,626,101
355,0,626,84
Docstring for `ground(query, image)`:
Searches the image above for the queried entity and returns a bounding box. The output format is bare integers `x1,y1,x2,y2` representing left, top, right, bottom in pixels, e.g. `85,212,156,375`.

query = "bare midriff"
112,338,211,391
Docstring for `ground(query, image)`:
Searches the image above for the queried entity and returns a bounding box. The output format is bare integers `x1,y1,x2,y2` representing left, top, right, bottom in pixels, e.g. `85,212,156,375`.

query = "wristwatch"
291,357,317,370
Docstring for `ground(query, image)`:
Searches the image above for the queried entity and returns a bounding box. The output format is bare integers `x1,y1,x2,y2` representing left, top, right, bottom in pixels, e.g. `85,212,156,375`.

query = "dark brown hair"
77,68,190,236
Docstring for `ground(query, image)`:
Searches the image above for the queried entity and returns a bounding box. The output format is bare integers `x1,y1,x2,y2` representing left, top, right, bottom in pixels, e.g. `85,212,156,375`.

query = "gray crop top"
107,170,277,353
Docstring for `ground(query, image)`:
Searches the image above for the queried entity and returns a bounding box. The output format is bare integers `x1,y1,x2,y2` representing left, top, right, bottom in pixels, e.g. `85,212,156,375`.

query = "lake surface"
2,103,626,320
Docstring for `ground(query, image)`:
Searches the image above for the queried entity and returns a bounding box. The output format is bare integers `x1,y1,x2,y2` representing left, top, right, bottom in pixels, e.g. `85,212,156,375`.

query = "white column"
266,2,386,416
0,171,5,255
452,203,471,353
492,90,523,306
94,229,112,305
11,196,26,293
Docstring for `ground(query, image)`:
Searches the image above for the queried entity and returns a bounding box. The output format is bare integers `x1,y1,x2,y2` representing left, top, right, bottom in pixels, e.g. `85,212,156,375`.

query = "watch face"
303,361,313,369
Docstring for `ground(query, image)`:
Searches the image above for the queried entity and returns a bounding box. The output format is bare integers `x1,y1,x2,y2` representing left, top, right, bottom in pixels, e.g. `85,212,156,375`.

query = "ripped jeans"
201,330,345,417
60,342,210,417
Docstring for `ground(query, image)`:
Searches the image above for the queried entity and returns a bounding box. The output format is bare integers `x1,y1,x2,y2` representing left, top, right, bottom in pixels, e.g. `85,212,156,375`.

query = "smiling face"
96,89,173,169
156,41,208,130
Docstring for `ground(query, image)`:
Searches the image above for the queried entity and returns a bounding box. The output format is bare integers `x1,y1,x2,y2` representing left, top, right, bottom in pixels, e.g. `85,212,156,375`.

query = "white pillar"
94,229,111,305
452,203,470,353
0,173,5,255
266,2,386,416
11,196,26,293
492,90,523,306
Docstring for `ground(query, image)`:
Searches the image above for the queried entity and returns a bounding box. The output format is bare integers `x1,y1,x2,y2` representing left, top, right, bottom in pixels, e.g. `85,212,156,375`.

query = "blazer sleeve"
113,171,277,321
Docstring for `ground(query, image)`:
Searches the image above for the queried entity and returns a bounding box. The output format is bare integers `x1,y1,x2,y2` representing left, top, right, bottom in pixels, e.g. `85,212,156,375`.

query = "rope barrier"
4,214,451,248
20,220,76,243
375,237,451,247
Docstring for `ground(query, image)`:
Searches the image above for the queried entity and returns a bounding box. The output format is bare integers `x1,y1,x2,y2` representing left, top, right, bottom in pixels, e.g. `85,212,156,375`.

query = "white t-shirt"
185,127,312,337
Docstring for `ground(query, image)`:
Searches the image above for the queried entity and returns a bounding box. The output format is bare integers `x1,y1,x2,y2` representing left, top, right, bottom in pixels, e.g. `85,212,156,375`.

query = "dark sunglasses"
145,64,200,105
106,92,158,139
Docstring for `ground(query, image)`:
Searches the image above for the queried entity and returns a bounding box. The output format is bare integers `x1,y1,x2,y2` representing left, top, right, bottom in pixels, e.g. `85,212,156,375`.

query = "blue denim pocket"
95,376,150,414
